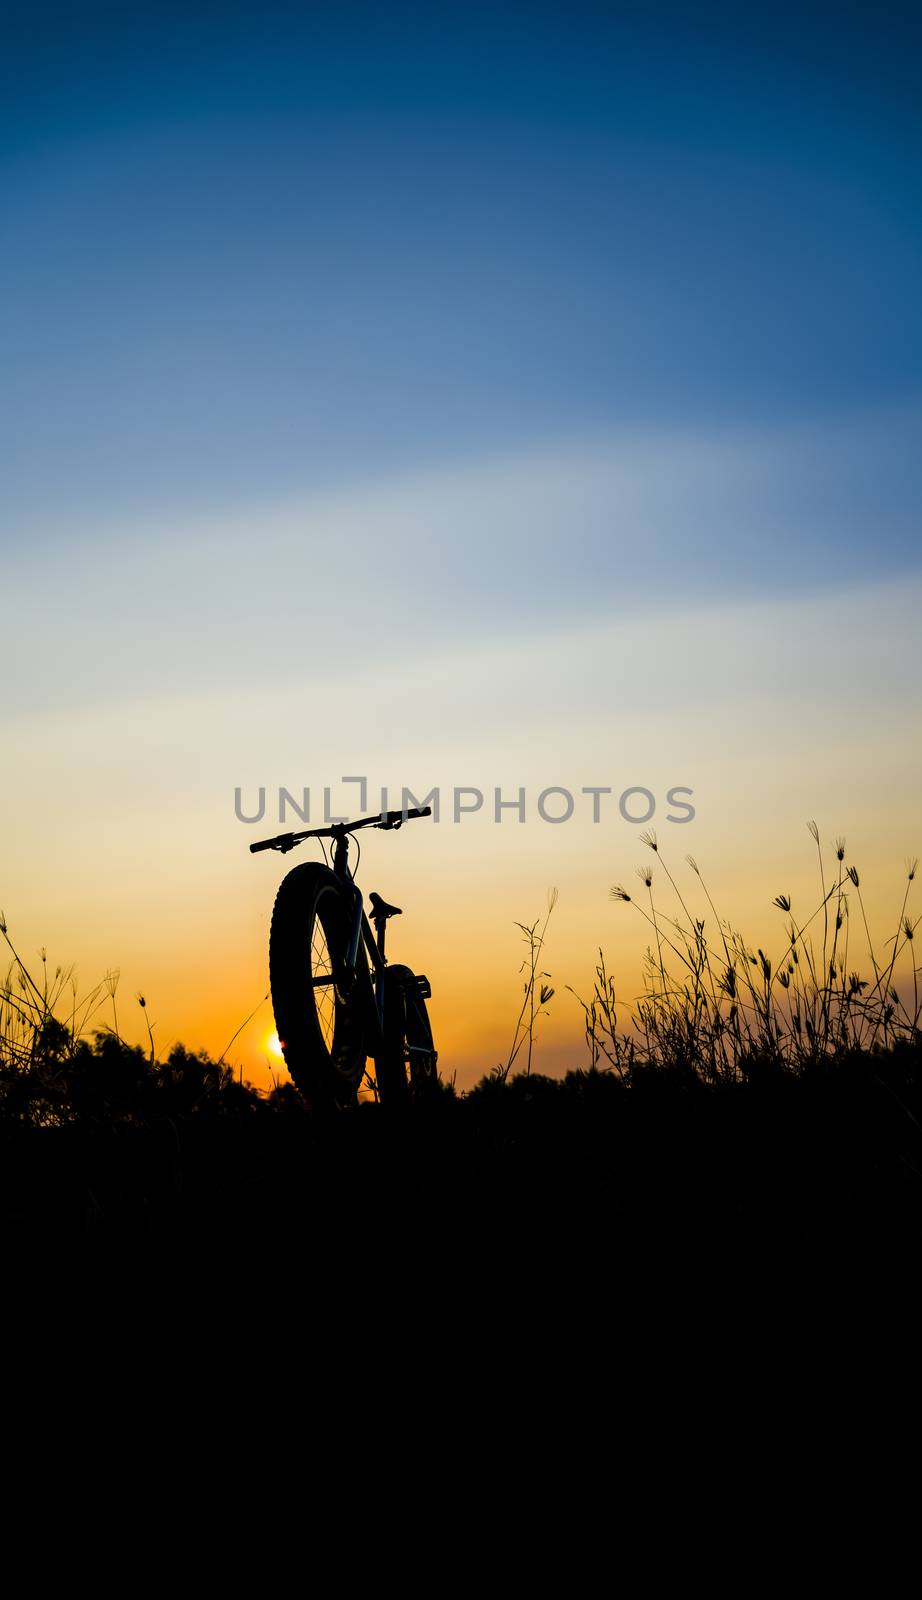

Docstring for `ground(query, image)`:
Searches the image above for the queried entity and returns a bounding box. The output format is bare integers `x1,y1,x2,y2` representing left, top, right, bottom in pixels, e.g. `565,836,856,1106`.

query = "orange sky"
3,563,919,1093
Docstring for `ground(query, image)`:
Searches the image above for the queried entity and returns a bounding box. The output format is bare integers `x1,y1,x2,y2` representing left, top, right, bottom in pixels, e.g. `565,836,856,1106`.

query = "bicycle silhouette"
250,807,436,1107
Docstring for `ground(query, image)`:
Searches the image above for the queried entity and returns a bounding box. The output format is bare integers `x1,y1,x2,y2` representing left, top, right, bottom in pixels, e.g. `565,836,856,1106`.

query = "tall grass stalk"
604,826,920,1079
501,887,558,1080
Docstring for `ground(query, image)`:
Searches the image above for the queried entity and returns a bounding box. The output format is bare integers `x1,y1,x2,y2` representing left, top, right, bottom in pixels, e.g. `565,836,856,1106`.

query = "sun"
267,1030,284,1059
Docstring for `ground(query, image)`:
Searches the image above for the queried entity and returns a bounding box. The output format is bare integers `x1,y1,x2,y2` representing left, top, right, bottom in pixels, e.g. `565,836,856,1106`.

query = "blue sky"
3,2,921,544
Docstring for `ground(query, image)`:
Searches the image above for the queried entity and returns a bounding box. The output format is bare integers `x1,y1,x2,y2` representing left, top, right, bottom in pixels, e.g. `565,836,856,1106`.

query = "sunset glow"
3,6,920,1096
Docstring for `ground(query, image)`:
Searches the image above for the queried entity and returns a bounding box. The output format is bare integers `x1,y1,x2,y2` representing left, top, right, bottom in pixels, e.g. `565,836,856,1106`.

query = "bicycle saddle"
369,892,402,921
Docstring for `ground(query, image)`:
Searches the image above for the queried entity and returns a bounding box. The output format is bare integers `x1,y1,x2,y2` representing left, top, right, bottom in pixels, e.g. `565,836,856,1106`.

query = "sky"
3,2,921,1087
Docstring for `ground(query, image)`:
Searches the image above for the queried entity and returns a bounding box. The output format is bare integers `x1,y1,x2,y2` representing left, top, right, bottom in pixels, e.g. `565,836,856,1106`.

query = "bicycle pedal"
414,974,431,1000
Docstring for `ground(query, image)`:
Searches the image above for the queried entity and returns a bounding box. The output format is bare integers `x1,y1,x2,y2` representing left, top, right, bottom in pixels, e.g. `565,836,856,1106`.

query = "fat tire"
375,963,438,1107
269,863,368,1109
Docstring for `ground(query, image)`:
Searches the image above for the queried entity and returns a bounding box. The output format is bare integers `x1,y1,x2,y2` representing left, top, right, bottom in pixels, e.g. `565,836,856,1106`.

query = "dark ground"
3,1050,920,1275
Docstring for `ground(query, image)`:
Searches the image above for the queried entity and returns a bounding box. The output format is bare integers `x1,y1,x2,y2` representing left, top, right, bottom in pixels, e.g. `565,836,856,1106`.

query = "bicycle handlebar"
249,806,431,854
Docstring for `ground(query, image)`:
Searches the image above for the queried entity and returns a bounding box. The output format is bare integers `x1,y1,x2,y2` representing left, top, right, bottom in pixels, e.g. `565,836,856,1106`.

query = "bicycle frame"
332,830,391,1049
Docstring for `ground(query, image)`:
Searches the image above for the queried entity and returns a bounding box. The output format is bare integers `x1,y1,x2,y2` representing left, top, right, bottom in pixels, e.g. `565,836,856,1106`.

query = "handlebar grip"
249,833,295,853
376,806,432,830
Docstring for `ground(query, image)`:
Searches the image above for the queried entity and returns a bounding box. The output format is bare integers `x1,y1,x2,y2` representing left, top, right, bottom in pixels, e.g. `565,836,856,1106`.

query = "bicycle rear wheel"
375,964,438,1106
269,863,368,1108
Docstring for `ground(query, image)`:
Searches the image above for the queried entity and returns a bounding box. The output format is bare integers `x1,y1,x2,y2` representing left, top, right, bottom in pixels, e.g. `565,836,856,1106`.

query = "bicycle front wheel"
269,863,368,1108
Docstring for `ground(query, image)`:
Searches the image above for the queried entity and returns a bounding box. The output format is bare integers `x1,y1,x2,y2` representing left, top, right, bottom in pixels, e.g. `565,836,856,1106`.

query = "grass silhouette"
2,822,920,1115
568,822,921,1081
1,828,919,1249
